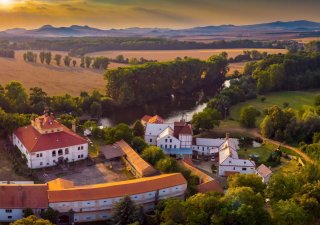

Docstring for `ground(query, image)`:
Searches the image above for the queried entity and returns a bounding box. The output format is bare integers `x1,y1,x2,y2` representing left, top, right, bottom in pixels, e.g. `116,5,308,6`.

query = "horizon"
1,19,320,32
1,0,320,30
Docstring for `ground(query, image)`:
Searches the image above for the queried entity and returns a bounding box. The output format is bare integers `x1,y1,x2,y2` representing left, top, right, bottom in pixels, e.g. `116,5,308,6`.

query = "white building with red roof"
144,120,193,157
13,114,88,169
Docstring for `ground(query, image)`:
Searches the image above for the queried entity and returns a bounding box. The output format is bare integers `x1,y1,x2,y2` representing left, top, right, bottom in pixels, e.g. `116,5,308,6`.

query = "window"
170,139,172,143
229,160,231,163
65,148,69,155
52,151,56,157
58,149,63,156
149,139,152,143
40,162,43,166
174,145,176,149
165,145,167,148
78,146,80,150
8,216,12,219
169,145,172,149
165,139,167,143
242,168,247,171
81,146,84,150
5,209,12,213
233,167,235,170
244,161,246,164
53,160,56,163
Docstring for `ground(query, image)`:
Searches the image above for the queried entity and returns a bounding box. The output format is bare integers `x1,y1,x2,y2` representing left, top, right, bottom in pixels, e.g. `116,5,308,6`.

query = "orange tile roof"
0,184,48,209
34,115,62,130
48,173,186,203
141,115,152,122
14,125,87,153
198,180,224,193
141,115,164,124
116,140,157,177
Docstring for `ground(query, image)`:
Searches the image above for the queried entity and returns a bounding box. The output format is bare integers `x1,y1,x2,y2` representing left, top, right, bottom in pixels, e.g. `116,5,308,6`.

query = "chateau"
13,114,89,169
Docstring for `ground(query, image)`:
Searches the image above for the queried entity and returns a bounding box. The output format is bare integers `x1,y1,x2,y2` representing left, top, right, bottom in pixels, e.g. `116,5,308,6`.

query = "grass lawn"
229,90,320,123
238,144,274,165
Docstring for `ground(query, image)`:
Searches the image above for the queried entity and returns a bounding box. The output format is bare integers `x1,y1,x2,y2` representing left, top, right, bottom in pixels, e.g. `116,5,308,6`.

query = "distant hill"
1,20,320,39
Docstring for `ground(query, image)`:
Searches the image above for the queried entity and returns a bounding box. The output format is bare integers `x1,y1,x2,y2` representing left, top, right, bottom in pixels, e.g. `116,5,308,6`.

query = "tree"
44,52,52,65
156,157,179,173
40,208,59,224
266,173,299,201
89,101,102,117
141,146,165,165
239,105,260,128
54,54,62,66
131,136,148,153
85,56,92,68
228,174,266,194
111,196,142,225
132,120,145,137
92,56,110,70
5,81,28,112
192,108,221,132
23,208,34,218
29,87,49,114
39,51,45,64
105,123,133,144
315,94,320,106
10,215,54,225
64,55,72,66
273,200,308,225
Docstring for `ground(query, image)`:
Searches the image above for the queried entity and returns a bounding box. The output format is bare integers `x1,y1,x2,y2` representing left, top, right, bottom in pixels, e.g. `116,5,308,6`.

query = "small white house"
13,114,89,169
256,164,273,183
218,139,256,176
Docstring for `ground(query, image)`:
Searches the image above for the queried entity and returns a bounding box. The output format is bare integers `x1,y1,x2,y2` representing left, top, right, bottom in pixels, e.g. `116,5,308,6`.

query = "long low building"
0,184,48,222
0,174,187,224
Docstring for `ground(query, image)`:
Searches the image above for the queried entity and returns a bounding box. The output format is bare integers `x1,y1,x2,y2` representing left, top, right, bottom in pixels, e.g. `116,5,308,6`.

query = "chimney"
72,121,76,133
225,133,230,140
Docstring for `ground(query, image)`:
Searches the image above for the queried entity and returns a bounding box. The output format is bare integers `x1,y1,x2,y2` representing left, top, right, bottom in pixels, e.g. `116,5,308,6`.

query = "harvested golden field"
88,48,287,61
293,37,320,43
0,51,105,96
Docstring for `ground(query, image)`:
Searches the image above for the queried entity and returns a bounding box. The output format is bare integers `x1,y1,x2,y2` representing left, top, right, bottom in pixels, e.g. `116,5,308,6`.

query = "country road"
213,127,314,164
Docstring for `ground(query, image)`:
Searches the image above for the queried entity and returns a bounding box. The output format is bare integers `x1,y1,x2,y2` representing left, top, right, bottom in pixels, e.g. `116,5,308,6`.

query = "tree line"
105,55,228,106
22,51,110,70
5,37,288,56
0,49,15,58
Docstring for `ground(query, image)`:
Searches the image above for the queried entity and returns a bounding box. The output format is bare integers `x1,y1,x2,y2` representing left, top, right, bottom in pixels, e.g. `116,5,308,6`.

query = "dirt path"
214,127,313,164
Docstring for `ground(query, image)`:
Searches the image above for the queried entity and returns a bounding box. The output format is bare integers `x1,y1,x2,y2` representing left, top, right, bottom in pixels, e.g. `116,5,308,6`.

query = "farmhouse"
144,120,193,157
218,138,256,176
13,114,88,169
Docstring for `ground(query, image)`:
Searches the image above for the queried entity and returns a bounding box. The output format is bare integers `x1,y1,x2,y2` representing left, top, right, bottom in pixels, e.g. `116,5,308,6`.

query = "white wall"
13,133,88,169
0,209,23,222
157,135,180,150
145,135,157,145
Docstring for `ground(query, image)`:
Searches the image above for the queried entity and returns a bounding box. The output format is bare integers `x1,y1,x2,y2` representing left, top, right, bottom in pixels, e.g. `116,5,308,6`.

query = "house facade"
192,138,225,156
13,114,88,169
144,120,193,157
218,139,256,176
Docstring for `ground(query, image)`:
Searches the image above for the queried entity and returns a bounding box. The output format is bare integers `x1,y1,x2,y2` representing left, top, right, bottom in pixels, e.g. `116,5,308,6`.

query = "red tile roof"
14,125,87,153
198,180,224,193
48,173,186,203
0,184,48,209
174,121,193,137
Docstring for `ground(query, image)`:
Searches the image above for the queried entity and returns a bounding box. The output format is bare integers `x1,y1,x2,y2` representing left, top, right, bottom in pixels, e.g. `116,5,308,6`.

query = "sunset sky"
0,0,319,30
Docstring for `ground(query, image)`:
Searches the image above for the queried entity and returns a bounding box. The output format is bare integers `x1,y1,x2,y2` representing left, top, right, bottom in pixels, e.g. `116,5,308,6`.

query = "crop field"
88,48,287,61
0,51,106,96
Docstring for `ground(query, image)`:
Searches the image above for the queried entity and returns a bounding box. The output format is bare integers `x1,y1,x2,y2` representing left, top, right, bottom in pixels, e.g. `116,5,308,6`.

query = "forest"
105,55,228,106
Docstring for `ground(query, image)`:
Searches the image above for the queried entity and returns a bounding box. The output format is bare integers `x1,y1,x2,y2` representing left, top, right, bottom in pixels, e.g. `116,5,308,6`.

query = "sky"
0,0,319,30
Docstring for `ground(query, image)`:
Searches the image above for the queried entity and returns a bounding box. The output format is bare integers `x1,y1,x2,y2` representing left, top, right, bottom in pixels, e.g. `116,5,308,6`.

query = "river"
100,81,230,127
